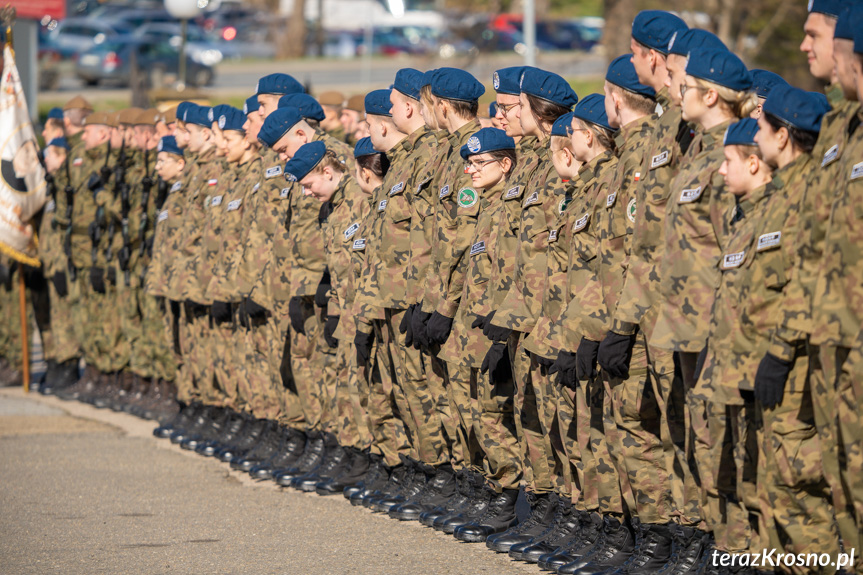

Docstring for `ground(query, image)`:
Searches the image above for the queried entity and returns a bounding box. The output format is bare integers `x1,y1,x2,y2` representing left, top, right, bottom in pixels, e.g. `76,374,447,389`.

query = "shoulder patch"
650,151,670,169
389,181,405,195
573,213,590,232
457,188,478,209
627,197,636,223
226,199,242,212
821,144,839,167
72,157,83,167
211,195,223,207
208,178,218,186
559,197,571,215
157,210,169,223
606,191,617,208
378,199,388,211
265,165,283,179
344,222,360,240
439,185,451,199
170,181,182,193
469,241,486,255
851,162,863,181
505,186,521,200
523,191,540,207
721,251,746,269
679,186,703,203
352,238,366,250
756,231,781,251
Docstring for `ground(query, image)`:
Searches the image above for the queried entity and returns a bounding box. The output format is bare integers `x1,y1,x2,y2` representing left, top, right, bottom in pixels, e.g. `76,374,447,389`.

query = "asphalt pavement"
0,387,541,575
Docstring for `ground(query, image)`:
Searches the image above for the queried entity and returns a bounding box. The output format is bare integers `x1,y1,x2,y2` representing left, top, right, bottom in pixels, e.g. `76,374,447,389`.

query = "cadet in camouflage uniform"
318,91,348,144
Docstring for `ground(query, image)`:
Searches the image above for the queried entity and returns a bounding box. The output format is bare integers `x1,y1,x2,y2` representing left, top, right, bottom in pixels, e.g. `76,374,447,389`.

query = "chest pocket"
469,240,491,285
503,185,524,234
646,148,675,205
849,165,863,219
605,189,629,240
385,183,412,224
521,191,551,241
749,231,788,290
674,173,715,239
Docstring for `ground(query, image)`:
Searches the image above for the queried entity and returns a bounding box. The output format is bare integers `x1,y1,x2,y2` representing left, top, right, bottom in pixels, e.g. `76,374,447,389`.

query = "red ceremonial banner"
5,0,66,21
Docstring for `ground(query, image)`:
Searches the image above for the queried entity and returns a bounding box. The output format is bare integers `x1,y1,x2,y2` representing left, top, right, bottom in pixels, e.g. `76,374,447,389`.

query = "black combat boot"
181,407,229,451
538,511,604,571
347,455,391,505
251,428,306,479
656,525,711,575
362,462,411,509
316,447,371,495
91,372,121,409
196,409,246,456
605,520,674,575
558,515,636,575
434,472,491,533
389,463,456,521
290,435,350,492
45,359,83,397
510,497,579,562
371,458,427,514
453,488,520,542
486,492,557,553
274,431,327,486
171,404,216,445
231,420,282,471
218,416,267,462
419,468,473,527
153,400,199,438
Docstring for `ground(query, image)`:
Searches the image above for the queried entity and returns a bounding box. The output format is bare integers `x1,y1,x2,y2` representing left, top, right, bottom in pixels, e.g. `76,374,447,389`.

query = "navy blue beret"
459,127,515,159
723,118,760,146
750,69,788,99
551,112,575,137
256,73,304,96
606,55,656,98
184,105,212,127
365,89,393,116
258,106,304,148
176,102,195,123
763,84,830,133
157,135,183,157
47,107,64,121
214,106,246,132
209,104,232,124
835,4,863,40
572,93,614,132
493,66,531,95
520,68,578,108
685,48,753,92
243,95,260,116
421,68,438,88
393,68,424,100
632,10,688,54
284,140,327,182
808,0,843,17
667,28,728,57
47,136,69,149
431,67,485,102
856,23,863,53
279,93,326,122
489,101,499,117
354,136,379,158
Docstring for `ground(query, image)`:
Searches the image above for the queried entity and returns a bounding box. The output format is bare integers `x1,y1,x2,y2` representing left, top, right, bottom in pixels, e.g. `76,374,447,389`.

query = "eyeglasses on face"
464,158,497,172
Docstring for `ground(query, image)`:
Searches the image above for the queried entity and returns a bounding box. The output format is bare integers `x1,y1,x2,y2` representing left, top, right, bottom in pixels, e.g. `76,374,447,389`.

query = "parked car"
39,18,131,60
75,36,215,88
132,23,226,66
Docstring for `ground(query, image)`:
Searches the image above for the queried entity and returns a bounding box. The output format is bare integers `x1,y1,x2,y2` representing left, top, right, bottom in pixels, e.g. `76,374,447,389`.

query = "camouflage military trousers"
0,276,25,365
511,333,556,494
530,361,569,496
48,279,81,364
180,305,219,405
73,275,124,373
575,375,607,512
237,313,285,421
289,296,337,433
211,314,242,411
758,362,841,574
555,383,581,501
333,334,374,450
476,365,522,492
607,339,671,525
680,351,713,534
446,362,484,473
112,266,143,377
367,319,411,468
270,313,304,431
137,293,176,382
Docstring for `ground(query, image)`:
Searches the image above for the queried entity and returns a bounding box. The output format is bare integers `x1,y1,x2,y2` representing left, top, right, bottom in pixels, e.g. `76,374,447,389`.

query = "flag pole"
18,268,29,393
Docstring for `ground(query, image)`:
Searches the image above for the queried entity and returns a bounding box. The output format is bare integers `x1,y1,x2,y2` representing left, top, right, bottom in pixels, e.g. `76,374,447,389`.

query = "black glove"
90,266,106,293
754,353,792,409
471,314,489,331
400,304,415,347
314,267,332,308
324,315,340,348
289,296,306,335
576,337,601,382
244,296,268,320
550,350,578,390
597,331,637,379
694,344,708,383
483,310,512,343
354,330,375,365
106,265,117,286
411,306,432,350
534,353,555,369
52,272,68,298
427,312,453,345
481,342,512,383
211,301,232,324
87,172,104,192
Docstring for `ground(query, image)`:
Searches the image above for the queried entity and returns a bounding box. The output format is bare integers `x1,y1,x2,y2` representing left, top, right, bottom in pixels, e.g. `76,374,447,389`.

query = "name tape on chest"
389,181,405,195
679,186,703,203
523,191,540,207
852,162,863,181
280,188,290,199
226,199,242,212
344,222,360,240
352,238,366,250
505,186,521,200
650,150,670,169
573,213,590,232
548,229,558,242
757,231,781,251
439,185,451,199
821,145,839,167
265,165,283,179
378,199,388,211
170,182,182,193
470,241,486,255
721,251,746,269
157,210,169,223
211,195,223,207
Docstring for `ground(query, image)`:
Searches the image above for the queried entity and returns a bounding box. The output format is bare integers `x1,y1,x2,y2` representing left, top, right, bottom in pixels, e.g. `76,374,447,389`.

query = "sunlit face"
82,124,109,150
496,93,522,137
155,151,184,181
719,145,755,196
630,38,654,86
272,127,308,162
224,130,248,164
665,54,688,107
42,123,63,145
834,39,859,101
174,123,191,148
211,124,227,157
390,90,412,133
569,117,594,163
465,152,508,190
680,75,711,125
44,145,66,174
109,126,124,149
257,94,281,119
300,167,339,202
603,82,624,130
243,113,263,144
366,114,388,151
340,108,361,135
186,123,212,153
134,125,154,150
517,92,543,138
122,124,136,147
801,12,837,82
754,114,784,169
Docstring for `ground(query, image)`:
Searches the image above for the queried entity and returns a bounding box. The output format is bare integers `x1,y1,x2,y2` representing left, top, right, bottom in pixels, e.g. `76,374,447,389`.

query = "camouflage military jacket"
345,191,378,338
66,142,113,271
38,167,65,277
207,156,263,303
811,107,863,348
613,90,693,338
775,92,860,353
486,136,542,311
322,175,365,320
192,157,232,303
439,179,506,368
358,126,437,312
420,118,483,318
490,145,566,334
702,182,773,404
406,129,447,306
104,148,147,283
146,175,186,298
652,120,735,353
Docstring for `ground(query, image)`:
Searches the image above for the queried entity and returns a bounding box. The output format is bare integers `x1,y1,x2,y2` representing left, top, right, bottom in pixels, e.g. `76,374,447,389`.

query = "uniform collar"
700,119,734,149
656,87,672,114
825,82,845,107
578,149,614,181
331,175,348,208
771,153,812,191
614,115,651,150
737,181,772,215
196,146,217,164
404,125,432,152
448,118,482,147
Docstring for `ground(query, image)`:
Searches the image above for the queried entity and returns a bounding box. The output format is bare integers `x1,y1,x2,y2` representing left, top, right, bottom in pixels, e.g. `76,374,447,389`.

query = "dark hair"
608,84,656,115
575,118,618,153
763,112,818,154
486,148,517,174
525,93,572,135
311,149,346,175
45,118,64,131
444,98,479,120
357,151,389,178
305,118,320,129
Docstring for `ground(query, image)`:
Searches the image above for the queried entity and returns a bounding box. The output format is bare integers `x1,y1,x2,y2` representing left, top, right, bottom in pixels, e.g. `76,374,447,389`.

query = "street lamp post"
164,0,202,91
